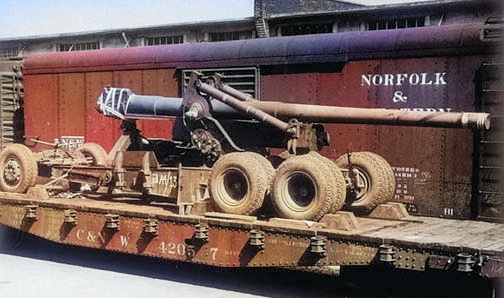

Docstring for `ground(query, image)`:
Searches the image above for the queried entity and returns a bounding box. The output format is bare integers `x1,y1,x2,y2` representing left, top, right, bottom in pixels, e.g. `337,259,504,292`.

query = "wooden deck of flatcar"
357,217,504,254
0,190,503,277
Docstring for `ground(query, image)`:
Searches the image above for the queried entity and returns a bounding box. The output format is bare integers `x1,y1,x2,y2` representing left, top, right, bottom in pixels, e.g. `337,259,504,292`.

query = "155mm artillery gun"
0,72,491,221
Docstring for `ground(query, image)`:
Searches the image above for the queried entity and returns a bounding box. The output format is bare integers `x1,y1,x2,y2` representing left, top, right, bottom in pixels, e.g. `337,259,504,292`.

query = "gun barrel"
242,101,491,130
96,87,183,120
96,87,491,130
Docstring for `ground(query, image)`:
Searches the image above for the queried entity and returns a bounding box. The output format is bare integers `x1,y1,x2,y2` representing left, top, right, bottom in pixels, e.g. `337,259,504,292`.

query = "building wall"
0,20,256,58
257,0,362,15
1,1,501,59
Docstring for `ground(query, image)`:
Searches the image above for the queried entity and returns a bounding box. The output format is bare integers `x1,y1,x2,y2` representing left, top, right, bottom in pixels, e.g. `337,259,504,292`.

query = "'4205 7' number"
158,241,219,260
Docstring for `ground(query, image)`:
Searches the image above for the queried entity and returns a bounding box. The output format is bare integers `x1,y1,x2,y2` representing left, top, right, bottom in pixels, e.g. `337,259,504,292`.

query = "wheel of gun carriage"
76,142,108,166
0,144,38,193
335,151,396,214
270,152,340,221
308,151,347,213
209,152,274,215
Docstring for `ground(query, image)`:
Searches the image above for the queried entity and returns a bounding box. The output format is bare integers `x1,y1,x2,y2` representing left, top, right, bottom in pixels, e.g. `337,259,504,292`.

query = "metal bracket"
143,218,158,235
395,248,430,271
113,151,126,189
249,229,265,249
193,223,209,242
428,255,455,270
310,235,327,256
481,256,504,278
141,152,152,193
24,205,38,220
64,209,78,225
457,253,476,273
379,244,396,263
105,214,120,230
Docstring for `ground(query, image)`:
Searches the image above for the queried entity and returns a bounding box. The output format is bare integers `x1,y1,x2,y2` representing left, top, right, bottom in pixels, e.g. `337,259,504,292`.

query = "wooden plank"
359,217,504,252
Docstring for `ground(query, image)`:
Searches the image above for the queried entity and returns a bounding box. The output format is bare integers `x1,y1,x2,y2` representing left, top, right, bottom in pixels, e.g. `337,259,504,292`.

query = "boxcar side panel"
259,55,480,218
112,70,144,144
139,68,178,140
24,73,59,149
58,73,86,136
84,71,116,150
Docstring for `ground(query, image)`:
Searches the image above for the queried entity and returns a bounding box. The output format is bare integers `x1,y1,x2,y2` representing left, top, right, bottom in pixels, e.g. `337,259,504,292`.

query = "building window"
58,41,100,52
367,17,428,31
145,35,183,46
0,47,19,58
208,31,252,42
281,23,333,36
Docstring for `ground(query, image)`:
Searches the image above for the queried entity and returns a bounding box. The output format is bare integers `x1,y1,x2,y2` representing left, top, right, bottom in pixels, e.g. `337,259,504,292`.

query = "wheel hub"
4,158,21,186
351,168,370,200
222,169,248,203
287,173,316,207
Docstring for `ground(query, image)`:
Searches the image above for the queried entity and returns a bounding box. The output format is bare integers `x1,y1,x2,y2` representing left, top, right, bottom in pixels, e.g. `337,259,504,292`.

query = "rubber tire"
359,152,396,204
335,151,396,214
270,152,335,221
309,152,347,213
76,142,108,166
0,144,38,193
209,152,273,215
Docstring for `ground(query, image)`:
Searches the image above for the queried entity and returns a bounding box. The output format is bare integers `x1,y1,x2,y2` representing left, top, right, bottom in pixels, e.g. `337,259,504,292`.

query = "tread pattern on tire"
76,142,108,166
0,144,38,193
271,152,336,221
309,152,347,213
335,151,396,213
360,152,396,204
209,152,273,215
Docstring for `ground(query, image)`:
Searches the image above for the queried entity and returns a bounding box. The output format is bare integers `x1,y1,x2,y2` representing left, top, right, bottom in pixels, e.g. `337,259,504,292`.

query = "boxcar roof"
23,23,491,75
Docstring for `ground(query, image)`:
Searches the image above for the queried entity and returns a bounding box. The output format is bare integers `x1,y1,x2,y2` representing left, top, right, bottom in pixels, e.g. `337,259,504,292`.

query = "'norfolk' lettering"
361,72,447,86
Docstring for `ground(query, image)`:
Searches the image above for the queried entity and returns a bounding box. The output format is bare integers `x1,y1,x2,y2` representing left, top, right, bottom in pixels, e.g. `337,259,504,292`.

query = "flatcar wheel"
335,151,396,214
271,153,335,221
76,142,108,166
209,152,273,215
0,144,38,193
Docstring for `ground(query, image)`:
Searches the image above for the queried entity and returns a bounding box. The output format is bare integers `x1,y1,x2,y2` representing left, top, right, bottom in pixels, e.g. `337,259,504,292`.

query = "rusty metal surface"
23,74,59,148
0,191,503,278
481,257,504,278
59,73,86,136
258,56,486,219
24,69,178,153
83,71,117,150
224,100,489,129
139,69,178,140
